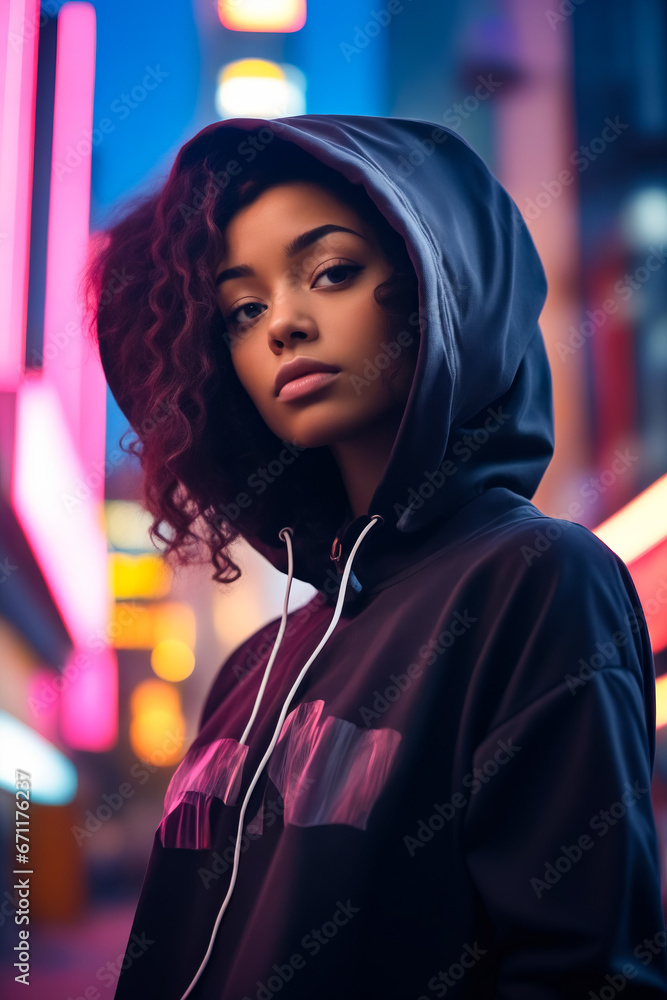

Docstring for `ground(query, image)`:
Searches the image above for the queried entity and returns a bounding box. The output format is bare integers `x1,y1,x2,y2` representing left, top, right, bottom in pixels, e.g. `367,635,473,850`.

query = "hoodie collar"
315,484,536,612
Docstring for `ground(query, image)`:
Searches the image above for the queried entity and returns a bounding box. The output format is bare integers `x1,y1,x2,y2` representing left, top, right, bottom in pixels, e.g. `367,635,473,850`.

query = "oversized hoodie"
109,115,667,999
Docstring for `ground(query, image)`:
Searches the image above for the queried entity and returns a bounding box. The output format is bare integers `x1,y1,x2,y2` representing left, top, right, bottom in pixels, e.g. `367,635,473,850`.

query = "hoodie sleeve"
460,522,667,999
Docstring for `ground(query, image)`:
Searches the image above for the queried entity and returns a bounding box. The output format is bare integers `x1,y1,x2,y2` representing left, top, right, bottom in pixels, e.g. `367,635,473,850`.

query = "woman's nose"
266,289,317,350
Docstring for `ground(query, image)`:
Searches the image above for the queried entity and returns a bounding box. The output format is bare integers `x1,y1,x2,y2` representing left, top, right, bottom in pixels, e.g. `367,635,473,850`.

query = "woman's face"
214,181,417,449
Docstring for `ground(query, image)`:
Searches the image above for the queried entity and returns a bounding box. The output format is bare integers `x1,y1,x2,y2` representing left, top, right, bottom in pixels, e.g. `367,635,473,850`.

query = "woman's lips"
277,370,340,401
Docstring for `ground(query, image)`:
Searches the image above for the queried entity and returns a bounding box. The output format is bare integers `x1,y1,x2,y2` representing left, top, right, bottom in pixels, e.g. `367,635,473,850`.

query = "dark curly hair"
82,131,420,586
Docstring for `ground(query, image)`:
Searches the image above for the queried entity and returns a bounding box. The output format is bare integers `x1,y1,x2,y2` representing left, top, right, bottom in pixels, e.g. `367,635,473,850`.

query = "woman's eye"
227,302,266,327
224,263,362,330
313,263,362,287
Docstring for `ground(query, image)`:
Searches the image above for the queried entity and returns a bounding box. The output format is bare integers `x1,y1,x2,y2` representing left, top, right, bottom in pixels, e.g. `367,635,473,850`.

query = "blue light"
0,711,78,804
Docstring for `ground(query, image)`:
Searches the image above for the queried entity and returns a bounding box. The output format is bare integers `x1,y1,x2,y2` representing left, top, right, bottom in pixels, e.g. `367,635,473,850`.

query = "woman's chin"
265,405,363,451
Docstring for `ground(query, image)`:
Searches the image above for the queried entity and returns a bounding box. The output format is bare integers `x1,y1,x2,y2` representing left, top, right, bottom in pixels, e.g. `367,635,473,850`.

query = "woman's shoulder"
460,499,627,589
196,613,285,732
196,594,326,733
432,501,649,684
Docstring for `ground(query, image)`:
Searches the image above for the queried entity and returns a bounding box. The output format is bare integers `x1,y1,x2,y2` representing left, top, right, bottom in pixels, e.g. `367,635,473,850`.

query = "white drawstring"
239,527,295,746
178,515,383,999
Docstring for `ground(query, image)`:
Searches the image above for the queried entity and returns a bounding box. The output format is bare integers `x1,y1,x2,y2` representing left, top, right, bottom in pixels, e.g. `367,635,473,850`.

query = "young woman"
85,115,667,1000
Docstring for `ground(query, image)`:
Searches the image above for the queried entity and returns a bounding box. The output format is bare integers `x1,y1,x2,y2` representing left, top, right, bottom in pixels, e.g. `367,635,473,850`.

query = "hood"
114,114,555,609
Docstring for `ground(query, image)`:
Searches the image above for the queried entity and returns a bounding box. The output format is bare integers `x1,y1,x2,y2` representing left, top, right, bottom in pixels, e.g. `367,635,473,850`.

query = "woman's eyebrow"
214,224,366,287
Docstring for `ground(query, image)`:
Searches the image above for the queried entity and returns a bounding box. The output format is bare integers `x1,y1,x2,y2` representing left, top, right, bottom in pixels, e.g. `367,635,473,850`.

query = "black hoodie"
110,115,667,999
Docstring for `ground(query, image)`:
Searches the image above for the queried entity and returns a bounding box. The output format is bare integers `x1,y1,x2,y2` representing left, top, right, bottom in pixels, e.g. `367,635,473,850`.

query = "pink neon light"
4,3,113,753
11,376,109,647
42,2,101,463
627,539,667,653
27,667,60,743
60,645,118,751
0,0,40,388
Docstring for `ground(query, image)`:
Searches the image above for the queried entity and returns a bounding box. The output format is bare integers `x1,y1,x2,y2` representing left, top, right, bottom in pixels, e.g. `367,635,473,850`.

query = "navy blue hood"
172,114,554,605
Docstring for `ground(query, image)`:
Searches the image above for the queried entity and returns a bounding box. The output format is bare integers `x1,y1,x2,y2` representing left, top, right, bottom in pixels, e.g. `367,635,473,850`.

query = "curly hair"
82,132,421,586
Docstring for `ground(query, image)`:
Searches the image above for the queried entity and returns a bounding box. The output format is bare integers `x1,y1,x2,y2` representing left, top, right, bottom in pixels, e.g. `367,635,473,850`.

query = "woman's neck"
327,407,403,519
